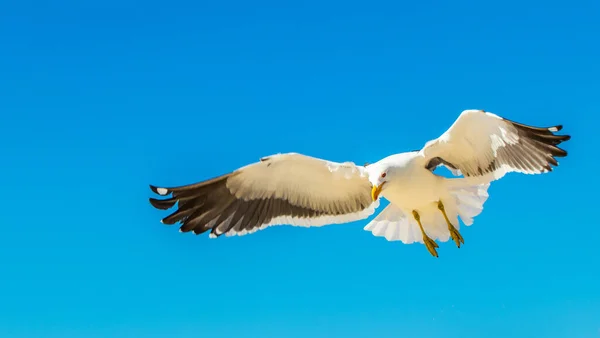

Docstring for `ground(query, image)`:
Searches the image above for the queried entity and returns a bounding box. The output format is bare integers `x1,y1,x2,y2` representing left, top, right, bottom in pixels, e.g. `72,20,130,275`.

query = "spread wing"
149,153,379,238
420,110,571,182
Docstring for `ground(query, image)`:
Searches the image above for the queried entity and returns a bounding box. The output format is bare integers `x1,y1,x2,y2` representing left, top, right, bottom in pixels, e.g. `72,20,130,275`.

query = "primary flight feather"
149,109,570,257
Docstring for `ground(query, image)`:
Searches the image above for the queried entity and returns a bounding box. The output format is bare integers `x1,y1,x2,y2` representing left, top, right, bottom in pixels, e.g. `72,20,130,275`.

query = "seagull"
148,110,570,257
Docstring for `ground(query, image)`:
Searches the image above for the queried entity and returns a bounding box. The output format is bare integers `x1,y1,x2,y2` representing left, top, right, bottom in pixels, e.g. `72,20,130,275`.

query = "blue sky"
0,0,598,337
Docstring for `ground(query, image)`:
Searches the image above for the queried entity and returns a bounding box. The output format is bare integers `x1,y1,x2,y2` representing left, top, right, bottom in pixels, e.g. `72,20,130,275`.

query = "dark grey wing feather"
149,153,379,238
421,110,570,181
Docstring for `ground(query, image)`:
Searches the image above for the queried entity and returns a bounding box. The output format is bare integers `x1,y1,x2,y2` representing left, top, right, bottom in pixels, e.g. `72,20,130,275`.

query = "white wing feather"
420,110,570,183
150,152,380,238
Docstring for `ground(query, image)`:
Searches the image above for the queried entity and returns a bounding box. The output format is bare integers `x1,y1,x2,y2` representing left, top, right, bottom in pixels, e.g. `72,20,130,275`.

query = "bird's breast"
382,166,444,211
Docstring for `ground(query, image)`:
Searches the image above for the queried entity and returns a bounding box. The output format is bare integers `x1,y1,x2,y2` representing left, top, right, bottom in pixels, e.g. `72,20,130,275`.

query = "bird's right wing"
420,110,570,182
149,153,379,238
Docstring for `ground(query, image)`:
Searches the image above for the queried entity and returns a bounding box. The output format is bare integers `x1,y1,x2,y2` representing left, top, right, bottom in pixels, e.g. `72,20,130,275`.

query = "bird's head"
367,165,392,201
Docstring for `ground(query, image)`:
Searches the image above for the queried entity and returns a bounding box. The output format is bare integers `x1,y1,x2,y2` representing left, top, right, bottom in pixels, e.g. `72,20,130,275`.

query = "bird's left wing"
420,110,570,182
149,152,379,238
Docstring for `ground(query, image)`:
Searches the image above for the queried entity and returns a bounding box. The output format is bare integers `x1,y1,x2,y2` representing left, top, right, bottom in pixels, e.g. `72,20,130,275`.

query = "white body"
363,152,490,244
372,152,445,210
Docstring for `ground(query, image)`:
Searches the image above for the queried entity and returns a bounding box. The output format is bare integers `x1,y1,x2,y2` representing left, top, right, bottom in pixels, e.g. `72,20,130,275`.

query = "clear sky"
0,0,597,337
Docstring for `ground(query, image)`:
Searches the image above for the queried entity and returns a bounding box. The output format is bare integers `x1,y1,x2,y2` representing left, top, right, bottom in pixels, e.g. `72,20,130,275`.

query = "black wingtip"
149,184,170,196
550,125,563,132
149,197,177,210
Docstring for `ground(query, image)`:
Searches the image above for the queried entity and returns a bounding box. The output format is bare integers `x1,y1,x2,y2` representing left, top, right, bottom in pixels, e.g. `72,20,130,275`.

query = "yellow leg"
412,210,439,258
437,200,464,248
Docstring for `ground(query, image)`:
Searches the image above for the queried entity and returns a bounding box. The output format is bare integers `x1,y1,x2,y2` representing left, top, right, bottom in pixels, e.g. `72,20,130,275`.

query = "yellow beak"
371,183,385,201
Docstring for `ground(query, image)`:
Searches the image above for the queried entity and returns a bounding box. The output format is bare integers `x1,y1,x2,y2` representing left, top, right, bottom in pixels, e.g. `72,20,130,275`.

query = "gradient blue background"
0,0,597,337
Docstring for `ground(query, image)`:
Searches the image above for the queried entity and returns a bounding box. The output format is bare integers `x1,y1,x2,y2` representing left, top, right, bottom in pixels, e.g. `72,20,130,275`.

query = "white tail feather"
364,181,490,244
450,183,490,225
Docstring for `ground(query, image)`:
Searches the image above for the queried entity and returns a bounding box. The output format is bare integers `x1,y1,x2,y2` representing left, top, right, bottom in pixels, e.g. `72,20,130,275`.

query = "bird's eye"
381,172,386,178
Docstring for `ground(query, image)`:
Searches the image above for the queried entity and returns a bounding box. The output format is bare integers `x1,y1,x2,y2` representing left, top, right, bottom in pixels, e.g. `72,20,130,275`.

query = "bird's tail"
364,180,490,244
444,179,491,226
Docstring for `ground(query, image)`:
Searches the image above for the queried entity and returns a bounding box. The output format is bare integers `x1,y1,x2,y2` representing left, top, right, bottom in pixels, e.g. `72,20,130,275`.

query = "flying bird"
148,110,570,257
